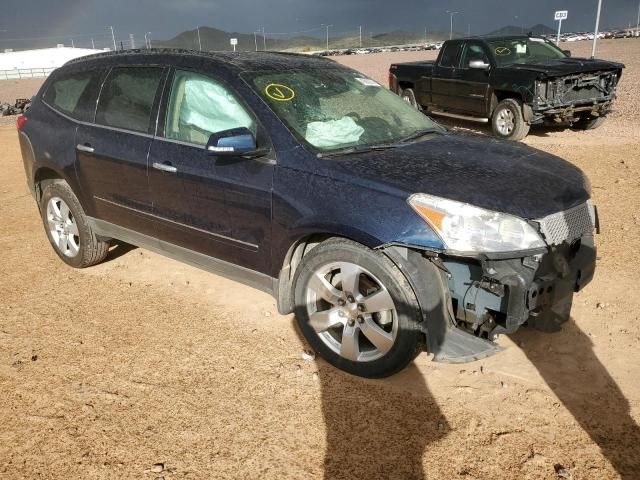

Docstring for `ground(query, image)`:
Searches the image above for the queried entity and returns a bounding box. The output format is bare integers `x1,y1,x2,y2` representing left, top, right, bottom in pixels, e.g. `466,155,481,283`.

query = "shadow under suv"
18,49,597,378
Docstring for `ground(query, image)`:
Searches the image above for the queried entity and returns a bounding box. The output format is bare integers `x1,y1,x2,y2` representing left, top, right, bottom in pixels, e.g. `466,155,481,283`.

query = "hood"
505,57,624,77
328,133,590,220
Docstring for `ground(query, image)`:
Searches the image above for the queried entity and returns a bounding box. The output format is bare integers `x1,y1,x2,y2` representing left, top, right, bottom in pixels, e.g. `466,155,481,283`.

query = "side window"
165,70,255,145
96,67,164,133
439,43,463,68
461,43,490,68
43,68,104,121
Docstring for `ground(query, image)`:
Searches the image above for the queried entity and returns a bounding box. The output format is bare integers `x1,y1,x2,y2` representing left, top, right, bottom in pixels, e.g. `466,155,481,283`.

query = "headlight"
408,193,546,253
536,80,548,101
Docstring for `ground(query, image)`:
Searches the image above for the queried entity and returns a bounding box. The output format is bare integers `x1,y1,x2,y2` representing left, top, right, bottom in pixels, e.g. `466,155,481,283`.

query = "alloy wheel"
305,261,398,362
496,108,515,135
46,197,80,258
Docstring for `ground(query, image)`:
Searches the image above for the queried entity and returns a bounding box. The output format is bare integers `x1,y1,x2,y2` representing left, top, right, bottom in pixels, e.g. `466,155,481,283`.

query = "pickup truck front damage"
531,70,621,124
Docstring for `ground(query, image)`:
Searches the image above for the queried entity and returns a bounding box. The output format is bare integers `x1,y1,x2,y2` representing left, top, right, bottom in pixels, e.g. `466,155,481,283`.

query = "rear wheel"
491,98,530,141
293,238,424,378
571,115,606,130
400,88,420,110
40,181,109,268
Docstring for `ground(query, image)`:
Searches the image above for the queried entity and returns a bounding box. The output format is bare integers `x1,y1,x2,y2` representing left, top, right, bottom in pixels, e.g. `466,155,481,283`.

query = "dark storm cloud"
2,0,639,45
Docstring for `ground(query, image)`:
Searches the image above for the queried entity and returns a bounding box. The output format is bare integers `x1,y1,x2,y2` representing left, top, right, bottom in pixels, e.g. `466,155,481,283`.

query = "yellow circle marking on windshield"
495,47,511,56
265,83,296,102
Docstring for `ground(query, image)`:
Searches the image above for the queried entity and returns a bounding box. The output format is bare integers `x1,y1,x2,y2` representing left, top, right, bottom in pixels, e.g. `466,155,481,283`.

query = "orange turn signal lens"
413,204,446,231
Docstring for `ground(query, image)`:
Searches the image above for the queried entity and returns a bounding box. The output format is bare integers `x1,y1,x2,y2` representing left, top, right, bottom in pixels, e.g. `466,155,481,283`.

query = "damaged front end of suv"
381,194,598,363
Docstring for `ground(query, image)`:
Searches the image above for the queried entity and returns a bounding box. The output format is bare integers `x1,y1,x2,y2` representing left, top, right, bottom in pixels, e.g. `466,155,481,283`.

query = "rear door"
75,66,166,235
148,68,274,274
454,41,492,115
431,41,464,111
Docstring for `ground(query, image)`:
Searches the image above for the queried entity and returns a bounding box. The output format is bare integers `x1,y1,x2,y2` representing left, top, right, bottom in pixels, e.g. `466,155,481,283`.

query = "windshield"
243,68,438,152
488,38,567,67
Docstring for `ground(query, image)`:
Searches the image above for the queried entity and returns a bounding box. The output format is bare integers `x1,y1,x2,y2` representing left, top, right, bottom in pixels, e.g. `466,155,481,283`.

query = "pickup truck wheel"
491,98,530,141
400,88,420,110
40,181,110,268
572,115,606,130
293,238,424,378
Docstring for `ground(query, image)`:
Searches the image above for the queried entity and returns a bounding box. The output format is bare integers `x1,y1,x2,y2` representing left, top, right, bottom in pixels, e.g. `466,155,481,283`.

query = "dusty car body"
18,49,598,377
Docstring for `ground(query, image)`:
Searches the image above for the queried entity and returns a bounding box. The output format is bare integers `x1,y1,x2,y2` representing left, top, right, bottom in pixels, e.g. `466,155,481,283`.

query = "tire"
293,238,424,378
400,88,420,110
571,115,606,130
491,98,530,141
40,181,109,268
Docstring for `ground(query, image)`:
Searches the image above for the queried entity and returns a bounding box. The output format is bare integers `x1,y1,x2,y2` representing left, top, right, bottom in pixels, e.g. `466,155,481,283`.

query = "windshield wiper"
399,128,439,143
317,143,401,158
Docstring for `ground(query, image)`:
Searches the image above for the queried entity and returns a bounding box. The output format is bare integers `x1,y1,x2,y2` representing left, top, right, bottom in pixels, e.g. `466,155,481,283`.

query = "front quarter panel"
271,165,443,276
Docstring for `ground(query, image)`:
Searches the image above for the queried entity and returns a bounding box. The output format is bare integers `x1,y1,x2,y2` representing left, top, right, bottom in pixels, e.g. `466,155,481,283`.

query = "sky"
1,0,639,49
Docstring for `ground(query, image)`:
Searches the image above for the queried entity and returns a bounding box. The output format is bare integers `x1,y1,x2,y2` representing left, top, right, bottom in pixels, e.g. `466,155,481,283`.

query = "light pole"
109,26,116,51
636,0,639,36
591,0,603,58
359,25,362,48
446,11,458,40
254,31,258,51
197,26,202,51
321,24,333,50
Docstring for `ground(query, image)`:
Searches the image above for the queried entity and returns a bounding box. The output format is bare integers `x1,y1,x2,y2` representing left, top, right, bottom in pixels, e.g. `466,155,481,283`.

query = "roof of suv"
63,48,333,74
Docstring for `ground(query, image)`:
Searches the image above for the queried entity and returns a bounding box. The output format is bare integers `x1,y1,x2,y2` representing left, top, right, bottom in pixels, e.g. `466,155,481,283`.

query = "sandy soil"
1,39,640,479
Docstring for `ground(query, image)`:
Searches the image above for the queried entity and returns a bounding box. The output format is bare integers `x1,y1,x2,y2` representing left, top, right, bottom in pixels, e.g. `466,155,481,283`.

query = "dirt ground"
1,39,639,479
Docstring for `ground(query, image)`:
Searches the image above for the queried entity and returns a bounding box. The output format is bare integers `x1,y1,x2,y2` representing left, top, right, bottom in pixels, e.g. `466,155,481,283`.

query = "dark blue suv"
18,49,597,377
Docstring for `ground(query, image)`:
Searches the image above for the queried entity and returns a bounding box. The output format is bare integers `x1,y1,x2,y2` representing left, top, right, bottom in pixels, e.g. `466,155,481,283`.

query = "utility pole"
321,24,333,50
91,38,95,49
636,0,639,36
109,26,116,50
147,32,152,48
197,26,202,50
129,33,135,49
446,11,458,40
425,27,428,43
359,25,362,48
592,0,603,58
467,23,471,36
254,31,258,51
71,39,75,48
262,27,266,51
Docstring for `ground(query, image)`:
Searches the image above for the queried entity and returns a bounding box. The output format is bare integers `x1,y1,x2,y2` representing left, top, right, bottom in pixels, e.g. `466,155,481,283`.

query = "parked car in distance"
389,35,624,140
19,49,598,378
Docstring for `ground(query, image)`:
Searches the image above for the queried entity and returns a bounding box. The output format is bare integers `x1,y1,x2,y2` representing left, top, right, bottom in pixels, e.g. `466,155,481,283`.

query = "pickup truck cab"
389,36,624,140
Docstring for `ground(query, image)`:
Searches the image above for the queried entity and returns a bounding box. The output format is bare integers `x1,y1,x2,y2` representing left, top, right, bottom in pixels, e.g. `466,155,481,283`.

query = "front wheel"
293,238,424,378
491,98,530,141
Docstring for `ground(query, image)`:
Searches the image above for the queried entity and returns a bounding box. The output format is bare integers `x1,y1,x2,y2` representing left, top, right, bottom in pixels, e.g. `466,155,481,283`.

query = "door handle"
76,144,95,153
152,162,177,173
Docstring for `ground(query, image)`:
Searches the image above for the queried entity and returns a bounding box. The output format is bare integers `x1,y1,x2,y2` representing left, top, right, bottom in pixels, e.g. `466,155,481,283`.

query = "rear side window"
96,67,164,133
43,69,104,121
439,43,462,68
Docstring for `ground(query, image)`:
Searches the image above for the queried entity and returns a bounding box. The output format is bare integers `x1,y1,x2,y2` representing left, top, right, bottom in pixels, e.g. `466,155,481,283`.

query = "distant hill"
155,26,450,52
487,24,556,37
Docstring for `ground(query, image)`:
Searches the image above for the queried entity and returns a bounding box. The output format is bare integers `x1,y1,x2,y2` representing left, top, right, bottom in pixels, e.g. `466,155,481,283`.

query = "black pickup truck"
389,36,624,140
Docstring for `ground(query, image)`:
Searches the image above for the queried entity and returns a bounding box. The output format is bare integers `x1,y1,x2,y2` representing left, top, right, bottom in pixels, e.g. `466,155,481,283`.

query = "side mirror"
206,127,257,156
563,49,572,57
469,59,490,70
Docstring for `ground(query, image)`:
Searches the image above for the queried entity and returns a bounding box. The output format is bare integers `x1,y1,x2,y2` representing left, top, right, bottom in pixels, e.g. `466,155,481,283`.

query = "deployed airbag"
180,78,253,133
305,116,364,148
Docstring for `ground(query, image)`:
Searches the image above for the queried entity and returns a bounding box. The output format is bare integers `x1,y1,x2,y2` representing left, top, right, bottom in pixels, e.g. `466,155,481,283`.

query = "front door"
431,41,464,111
148,69,274,274
454,42,492,116
75,66,166,236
